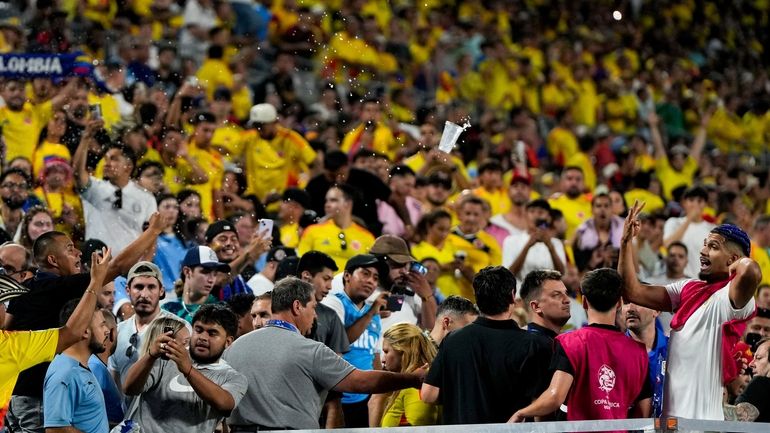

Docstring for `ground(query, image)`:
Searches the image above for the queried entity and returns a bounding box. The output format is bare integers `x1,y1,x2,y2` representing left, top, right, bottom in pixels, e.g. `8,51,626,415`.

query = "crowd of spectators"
3,0,770,431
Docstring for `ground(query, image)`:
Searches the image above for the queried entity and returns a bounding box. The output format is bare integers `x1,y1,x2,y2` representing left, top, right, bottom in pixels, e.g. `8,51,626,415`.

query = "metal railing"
264,418,770,433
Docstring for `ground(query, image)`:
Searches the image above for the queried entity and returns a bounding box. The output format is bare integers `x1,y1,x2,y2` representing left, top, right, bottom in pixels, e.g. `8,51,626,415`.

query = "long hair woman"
379,323,439,427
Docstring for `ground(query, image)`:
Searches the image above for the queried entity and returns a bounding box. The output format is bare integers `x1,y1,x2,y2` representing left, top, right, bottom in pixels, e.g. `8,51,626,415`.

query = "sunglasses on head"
125,332,138,358
113,189,123,209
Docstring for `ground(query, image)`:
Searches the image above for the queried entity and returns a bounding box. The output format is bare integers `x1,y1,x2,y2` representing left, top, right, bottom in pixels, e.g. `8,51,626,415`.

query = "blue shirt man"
45,354,109,433
44,300,112,433
322,254,388,427
623,303,669,417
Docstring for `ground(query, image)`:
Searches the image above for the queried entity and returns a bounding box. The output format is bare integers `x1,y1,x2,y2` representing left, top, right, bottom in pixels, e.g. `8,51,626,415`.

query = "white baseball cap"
249,103,278,124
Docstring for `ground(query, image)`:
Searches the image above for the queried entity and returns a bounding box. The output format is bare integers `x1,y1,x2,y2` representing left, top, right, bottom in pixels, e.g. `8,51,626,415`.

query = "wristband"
420,294,435,302
184,364,193,378
85,288,97,296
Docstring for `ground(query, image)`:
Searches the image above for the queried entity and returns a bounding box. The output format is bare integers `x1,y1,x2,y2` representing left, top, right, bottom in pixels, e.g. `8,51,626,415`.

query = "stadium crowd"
3,0,770,431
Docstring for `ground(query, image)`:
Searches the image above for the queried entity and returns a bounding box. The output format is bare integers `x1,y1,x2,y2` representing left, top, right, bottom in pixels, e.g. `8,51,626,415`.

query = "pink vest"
557,326,648,427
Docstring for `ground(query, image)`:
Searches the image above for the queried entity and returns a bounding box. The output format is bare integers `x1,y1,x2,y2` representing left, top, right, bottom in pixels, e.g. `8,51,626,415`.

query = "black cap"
267,246,297,262
344,254,388,277
205,220,237,244
282,188,311,209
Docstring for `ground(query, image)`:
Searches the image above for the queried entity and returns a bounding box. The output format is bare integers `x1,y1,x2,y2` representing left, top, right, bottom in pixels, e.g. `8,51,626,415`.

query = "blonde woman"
139,316,190,356
380,323,439,427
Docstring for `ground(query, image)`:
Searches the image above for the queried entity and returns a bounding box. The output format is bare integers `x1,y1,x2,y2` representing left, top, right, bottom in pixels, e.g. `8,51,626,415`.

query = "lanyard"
266,319,299,334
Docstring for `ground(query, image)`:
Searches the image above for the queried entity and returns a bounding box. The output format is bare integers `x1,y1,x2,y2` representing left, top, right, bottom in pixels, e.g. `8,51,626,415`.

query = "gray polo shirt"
224,326,356,429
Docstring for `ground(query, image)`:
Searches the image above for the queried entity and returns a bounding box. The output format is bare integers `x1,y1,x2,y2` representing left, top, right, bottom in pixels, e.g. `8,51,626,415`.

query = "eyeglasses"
0,264,25,277
1,182,27,190
338,232,347,250
125,332,138,358
113,189,123,209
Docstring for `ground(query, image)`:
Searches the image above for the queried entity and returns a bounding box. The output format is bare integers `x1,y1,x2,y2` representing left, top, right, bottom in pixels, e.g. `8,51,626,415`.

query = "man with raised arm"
619,201,760,420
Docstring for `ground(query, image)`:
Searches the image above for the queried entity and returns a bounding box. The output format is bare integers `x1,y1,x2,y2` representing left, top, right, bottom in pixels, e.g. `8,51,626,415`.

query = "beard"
698,270,729,282
88,338,106,355
190,346,224,364
2,196,25,210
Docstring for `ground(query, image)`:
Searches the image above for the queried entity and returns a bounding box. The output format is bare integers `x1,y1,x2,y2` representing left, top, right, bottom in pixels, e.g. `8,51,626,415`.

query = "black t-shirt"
527,322,558,397
309,302,350,354
7,271,91,397
550,324,653,402
304,168,391,235
424,317,551,424
736,376,770,422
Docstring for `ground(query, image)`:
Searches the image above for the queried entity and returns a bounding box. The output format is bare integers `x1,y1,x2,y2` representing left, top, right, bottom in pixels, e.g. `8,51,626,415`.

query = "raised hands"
621,200,645,245
90,247,112,287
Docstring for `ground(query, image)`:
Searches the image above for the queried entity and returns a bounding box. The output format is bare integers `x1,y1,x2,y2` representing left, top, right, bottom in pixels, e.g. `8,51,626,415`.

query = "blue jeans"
5,396,44,433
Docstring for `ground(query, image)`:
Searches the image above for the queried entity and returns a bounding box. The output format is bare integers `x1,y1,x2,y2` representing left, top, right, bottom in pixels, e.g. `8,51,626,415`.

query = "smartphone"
410,262,428,275
89,104,102,120
258,219,274,236
161,326,174,360
386,294,405,312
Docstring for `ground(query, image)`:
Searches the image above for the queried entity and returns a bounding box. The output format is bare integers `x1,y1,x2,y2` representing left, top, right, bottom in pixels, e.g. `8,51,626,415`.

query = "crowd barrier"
263,418,770,433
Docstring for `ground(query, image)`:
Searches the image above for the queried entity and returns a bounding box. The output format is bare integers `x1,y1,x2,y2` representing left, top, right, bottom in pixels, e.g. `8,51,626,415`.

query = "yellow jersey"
404,152,469,180
1,329,58,420
279,222,300,249
624,189,666,214
211,123,245,163
32,141,71,180
472,186,511,216
34,187,83,237
340,123,396,160
548,194,592,240
297,219,375,271
751,241,770,288
241,126,316,201
410,234,487,302
0,101,52,162
546,126,578,166
655,156,697,200
178,143,224,221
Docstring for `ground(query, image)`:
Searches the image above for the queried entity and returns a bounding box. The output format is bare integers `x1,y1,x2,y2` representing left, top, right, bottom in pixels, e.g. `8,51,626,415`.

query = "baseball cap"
344,254,388,277
266,246,297,263
249,103,278,124
127,261,163,286
282,188,311,210
182,246,231,272
370,235,415,264
205,220,237,244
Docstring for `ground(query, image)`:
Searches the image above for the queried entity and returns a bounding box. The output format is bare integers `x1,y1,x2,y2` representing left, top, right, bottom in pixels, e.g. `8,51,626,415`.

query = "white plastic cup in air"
438,121,467,153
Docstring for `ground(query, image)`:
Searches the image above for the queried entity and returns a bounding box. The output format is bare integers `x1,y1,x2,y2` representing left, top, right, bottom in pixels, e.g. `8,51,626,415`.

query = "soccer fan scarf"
669,275,756,385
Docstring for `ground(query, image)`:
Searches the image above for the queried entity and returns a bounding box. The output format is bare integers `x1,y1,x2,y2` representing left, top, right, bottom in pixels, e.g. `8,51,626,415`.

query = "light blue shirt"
88,354,125,424
44,354,109,433
334,291,381,404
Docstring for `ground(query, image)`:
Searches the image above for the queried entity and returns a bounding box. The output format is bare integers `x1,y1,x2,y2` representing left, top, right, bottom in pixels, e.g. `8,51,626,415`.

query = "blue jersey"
334,291,381,404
